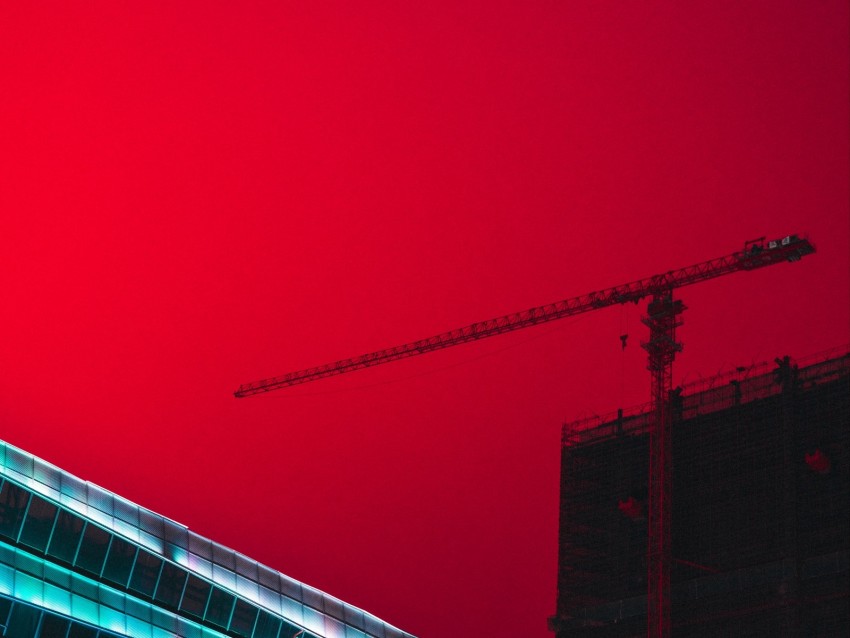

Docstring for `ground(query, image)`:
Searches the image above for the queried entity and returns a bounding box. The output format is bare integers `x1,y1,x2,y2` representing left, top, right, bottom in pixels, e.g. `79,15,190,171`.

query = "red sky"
1,2,848,637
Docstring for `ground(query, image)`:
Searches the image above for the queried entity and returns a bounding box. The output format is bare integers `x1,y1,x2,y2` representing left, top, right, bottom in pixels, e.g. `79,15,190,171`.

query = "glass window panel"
38,614,70,638
254,611,282,638
258,566,279,590
301,587,322,610
98,586,124,612
75,524,111,577
0,481,30,541
229,599,258,637
154,562,188,610
6,602,40,638
204,586,235,628
234,554,258,581
47,509,85,564
179,574,211,619
280,620,305,638
212,543,236,570
18,495,58,553
102,536,137,588
67,623,97,638
0,596,12,626
137,510,163,538
128,549,162,598
322,596,344,620
122,597,150,625
5,449,33,477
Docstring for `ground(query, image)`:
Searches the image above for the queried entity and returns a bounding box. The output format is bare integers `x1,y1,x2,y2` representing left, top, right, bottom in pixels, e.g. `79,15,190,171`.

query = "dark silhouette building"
551,349,849,636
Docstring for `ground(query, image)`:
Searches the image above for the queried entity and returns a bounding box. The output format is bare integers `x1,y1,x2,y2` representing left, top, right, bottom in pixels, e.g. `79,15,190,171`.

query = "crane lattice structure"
236,234,815,638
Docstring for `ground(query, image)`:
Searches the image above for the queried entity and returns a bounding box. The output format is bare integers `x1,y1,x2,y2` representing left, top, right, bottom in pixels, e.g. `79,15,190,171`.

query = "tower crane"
235,234,815,637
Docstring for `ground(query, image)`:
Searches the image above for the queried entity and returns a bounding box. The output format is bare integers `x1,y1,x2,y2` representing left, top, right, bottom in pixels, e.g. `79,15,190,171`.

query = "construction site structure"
236,234,816,637
550,348,850,636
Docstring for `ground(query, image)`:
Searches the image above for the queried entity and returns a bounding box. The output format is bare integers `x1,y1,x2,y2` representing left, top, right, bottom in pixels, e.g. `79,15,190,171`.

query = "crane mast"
236,233,814,638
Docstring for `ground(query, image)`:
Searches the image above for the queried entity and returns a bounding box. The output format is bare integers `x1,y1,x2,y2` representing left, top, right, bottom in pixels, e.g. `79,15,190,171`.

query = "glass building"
0,439,416,638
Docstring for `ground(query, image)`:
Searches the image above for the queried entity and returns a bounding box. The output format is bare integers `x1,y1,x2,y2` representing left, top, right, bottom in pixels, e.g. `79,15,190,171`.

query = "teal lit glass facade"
0,441,415,638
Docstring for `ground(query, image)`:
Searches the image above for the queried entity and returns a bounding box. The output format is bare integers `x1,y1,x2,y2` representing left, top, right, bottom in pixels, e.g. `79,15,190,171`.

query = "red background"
1,3,848,637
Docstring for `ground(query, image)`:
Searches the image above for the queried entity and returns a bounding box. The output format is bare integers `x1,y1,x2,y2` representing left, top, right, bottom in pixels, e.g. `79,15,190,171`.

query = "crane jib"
234,234,814,397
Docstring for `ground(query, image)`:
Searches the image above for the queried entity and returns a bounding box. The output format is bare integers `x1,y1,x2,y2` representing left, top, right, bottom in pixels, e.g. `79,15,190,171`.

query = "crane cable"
620,304,629,409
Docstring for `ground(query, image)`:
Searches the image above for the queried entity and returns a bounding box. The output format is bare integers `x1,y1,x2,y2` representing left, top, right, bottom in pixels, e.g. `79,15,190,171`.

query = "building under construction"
551,349,849,637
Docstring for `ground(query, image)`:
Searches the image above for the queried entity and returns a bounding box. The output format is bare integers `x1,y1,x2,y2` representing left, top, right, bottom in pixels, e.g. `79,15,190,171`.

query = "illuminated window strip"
0,594,127,638
0,440,415,638
0,478,316,638
0,544,230,638
0,448,169,558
